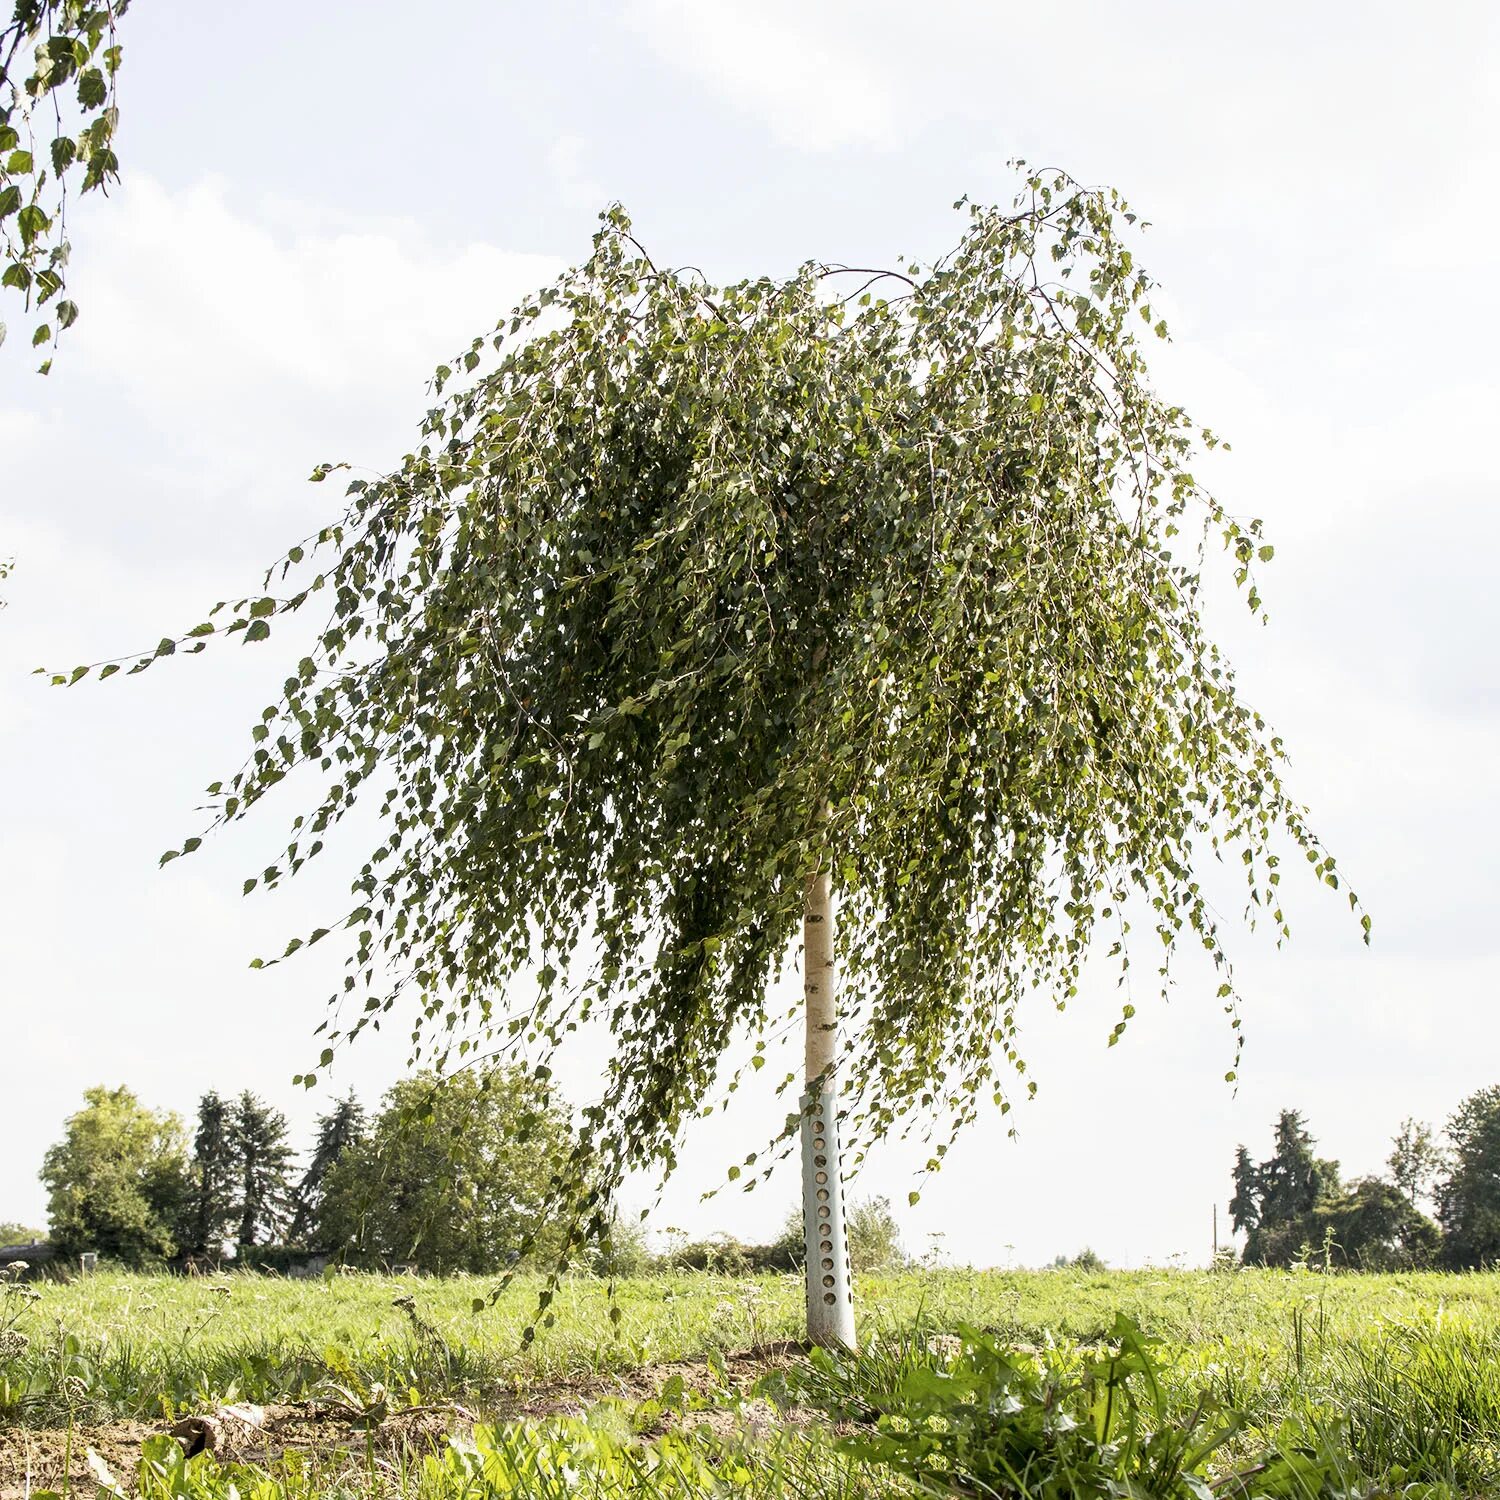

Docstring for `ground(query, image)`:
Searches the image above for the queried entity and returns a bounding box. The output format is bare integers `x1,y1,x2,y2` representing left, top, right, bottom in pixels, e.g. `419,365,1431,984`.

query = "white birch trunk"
802,862,857,1348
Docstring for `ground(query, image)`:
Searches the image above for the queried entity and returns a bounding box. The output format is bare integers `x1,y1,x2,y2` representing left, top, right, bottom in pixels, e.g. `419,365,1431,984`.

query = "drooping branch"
0,1,131,366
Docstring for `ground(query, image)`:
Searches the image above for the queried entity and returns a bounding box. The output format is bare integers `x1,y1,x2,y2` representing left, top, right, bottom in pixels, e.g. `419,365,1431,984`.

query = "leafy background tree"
1437,1086,1500,1269
181,1090,237,1258
1231,1109,1438,1270
317,1066,576,1274
40,1084,189,1264
1388,1117,1442,1209
97,170,1355,1342
0,1220,44,1245
1310,1177,1440,1271
288,1091,366,1244
231,1091,295,1248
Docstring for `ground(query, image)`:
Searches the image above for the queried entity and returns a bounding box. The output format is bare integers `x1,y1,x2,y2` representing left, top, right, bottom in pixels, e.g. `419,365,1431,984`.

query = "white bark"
802,863,857,1349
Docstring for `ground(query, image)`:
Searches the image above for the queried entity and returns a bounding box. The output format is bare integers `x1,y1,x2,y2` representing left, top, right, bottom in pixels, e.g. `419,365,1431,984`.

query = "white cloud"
55,177,560,487
0,177,565,1225
627,0,895,150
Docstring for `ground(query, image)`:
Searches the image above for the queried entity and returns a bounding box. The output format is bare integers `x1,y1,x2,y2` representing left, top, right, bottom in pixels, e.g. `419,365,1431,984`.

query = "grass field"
5,1267,1500,1496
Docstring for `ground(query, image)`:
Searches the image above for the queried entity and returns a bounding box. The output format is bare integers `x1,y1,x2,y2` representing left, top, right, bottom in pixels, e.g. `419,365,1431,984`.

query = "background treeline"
1232,1088,1500,1270
25,1073,1500,1276
29,1065,600,1273
17,1064,906,1277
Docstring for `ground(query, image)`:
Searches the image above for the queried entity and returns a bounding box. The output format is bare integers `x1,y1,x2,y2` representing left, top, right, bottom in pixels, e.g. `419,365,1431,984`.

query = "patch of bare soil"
0,1343,807,1496
0,1403,462,1497
493,1340,803,1422
2,1417,159,1498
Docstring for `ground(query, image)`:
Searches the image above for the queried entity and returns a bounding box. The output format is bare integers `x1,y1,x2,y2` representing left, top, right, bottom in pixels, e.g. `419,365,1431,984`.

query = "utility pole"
1212,1203,1219,1262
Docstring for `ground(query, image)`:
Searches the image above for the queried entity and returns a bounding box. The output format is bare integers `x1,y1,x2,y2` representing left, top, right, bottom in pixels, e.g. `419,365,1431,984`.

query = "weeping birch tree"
70,168,1358,1345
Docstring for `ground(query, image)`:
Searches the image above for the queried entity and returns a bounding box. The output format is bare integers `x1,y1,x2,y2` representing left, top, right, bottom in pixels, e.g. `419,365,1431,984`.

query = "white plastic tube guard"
801,1088,856,1348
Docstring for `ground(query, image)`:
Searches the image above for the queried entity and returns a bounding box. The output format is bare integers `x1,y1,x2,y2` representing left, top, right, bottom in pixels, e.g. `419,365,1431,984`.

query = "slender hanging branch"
0,0,131,367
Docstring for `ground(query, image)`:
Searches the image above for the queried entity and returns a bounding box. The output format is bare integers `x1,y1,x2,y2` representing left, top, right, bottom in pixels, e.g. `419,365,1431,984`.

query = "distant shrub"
670,1196,908,1278
845,1197,907,1274
662,1233,796,1274
1049,1247,1108,1272
574,1216,655,1277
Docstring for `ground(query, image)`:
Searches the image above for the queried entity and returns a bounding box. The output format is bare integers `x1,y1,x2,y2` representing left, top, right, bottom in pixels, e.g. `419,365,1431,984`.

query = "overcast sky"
2,0,1497,1267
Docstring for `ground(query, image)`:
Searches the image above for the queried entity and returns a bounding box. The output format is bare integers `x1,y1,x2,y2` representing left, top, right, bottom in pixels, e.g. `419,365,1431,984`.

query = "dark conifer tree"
289,1092,366,1245
1232,1110,1342,1266
1229,1144,1261,1236
232,1091,295,1246
183,1091,238,1257
1258,1110,1335,1227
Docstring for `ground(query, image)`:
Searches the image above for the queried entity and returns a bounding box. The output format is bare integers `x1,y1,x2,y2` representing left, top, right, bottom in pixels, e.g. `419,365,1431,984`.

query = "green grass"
7,1268,1500,1496
6,1265,1498,1417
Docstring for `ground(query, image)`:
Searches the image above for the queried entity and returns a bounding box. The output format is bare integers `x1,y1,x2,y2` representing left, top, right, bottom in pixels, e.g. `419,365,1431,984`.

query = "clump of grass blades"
770,1315,1475,1499
1294,1320,1500,1495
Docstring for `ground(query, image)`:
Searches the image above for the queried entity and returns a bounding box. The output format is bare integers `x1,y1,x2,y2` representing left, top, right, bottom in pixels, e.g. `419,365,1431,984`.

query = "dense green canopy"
41,1085,187,1265
1438,1086,1500,1268
318,1067,577,1274
81,169,1357,1254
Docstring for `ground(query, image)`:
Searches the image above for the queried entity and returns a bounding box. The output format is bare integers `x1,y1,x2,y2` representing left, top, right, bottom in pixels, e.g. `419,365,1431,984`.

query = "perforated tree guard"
801,1088,856,1348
